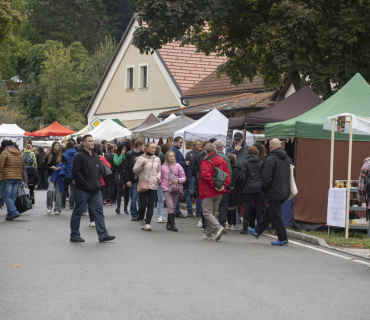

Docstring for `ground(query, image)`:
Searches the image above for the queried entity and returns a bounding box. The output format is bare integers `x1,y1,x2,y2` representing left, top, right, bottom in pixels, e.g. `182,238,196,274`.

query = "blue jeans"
129,182,140,217
157,184,165,218
70,189,108,241
1,179,20,218
186,176,202,214
175,196,181,214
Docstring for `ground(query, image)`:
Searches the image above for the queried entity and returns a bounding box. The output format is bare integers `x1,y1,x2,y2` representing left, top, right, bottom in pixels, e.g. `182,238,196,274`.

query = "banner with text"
327,188,347,228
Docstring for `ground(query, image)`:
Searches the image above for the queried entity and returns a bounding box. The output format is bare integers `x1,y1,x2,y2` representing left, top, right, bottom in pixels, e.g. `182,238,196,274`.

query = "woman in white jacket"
133,142,162,231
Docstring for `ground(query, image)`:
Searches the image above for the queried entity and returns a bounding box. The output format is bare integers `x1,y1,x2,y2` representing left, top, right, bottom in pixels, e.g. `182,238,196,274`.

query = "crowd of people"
0,132,294,246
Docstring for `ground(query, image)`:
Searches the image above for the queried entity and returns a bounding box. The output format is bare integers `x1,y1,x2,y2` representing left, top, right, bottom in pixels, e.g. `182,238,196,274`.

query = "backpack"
204,154,229,189
23,151,31,166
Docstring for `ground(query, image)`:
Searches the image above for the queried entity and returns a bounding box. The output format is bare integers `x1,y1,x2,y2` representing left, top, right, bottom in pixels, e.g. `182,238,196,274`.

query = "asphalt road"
1,190,370,320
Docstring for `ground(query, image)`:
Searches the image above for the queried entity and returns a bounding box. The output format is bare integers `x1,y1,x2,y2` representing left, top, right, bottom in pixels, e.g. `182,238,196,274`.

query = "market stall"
85,119,128,139
28,121,76,138
0,124,32,149
265,73,370,226
129,113,160,132
94,127,132,143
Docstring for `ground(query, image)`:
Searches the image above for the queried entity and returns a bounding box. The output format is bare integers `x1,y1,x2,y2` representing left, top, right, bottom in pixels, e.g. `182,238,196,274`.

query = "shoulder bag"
137,158,154,193
206,155,228,189
168,166,183,194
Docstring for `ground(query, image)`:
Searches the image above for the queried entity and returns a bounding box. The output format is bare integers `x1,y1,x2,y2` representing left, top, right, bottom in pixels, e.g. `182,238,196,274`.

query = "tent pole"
329,118,335,235
345,117,353,239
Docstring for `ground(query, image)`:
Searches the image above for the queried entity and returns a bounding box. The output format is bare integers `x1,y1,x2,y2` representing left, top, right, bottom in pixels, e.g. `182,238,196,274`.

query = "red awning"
28,121,77,137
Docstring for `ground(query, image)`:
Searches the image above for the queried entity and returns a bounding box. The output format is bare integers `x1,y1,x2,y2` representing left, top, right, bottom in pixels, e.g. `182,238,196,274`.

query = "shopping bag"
15,187,33,213
288,164,298,200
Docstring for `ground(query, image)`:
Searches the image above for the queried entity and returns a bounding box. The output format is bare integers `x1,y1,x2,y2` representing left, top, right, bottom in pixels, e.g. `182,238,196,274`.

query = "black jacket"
36,147,46,169
261,148,292,201
115,141,127,184
194,150,206,192
241,155,263,194
41,152,68,177
26,166,39,186
185,148,200,177
124,149,144,183
229,166,243,207
72,149,102,193
104,152,115,171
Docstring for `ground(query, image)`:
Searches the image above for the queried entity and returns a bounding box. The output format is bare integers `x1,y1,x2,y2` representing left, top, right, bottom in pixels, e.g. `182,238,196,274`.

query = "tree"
0,0,26,43
132,0,370,99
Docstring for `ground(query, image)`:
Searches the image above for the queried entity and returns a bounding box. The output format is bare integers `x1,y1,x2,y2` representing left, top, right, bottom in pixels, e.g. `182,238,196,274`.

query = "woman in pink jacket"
133,142,162,231
159,151,186,232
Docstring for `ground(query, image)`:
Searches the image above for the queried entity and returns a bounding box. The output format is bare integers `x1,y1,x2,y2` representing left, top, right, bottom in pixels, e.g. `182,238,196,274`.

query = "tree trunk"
289,69,301,91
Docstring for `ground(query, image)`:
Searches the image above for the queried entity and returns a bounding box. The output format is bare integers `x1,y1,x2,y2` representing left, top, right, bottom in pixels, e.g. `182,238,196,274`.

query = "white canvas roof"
130,113,160,131
95,127,131,142
132,115,194,139
174,109,229,142
86,119,124,138
0,124,27,137
323,113,370,135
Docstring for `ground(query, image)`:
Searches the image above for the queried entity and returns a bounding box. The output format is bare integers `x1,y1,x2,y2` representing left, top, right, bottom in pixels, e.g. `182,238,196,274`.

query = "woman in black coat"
240,146,264,234
226,153,244,231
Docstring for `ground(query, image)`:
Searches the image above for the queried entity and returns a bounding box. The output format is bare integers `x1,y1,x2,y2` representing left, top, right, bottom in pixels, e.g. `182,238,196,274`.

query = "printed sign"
327,188,347,227
337,115,346,132
90,117,102,128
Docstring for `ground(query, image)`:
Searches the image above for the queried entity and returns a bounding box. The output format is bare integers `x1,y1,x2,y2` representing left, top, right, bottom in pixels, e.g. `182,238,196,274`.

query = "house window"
139,63,149,89
126,65,134,90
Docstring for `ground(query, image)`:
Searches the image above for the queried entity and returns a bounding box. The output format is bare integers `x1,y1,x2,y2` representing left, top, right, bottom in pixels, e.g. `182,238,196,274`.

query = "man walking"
249,139,291,246
214,140,233,228
171,136,187,218
62,140,77,209
70,135,115,243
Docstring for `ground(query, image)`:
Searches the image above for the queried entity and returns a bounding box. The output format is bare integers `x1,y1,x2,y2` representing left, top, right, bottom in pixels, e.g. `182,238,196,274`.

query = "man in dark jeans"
62,141,77,209
70,135,115,243
249,139,291,246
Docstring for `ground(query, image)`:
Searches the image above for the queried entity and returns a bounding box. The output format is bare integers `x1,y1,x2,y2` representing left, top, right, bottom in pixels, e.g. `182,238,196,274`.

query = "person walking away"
185,140,202,218
125,139,145,221
26,159,39,204
104,144,116,206
249,139,291,246
0,140,25,221
199,143,230,241
62,141,77,210
171,136,187,218
41,141,67,215
225,132,250,168
114,141,127,214
226,153,243,230
214,140,232,229
156,144,171,223
70,135,115,242
159,151,186,231
133,142,161,231
23,144,37,168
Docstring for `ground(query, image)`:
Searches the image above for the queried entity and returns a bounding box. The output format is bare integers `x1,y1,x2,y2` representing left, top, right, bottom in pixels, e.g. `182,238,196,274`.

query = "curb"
287,230,370,261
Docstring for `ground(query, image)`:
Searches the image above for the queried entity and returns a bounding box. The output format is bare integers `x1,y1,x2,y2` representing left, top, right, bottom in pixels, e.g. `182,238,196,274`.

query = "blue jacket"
50,162,66,192
171,145,185,169
64,148,77,178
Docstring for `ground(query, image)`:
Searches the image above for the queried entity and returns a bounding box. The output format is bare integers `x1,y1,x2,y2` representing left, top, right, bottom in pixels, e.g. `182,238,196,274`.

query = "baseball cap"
234,132,243,140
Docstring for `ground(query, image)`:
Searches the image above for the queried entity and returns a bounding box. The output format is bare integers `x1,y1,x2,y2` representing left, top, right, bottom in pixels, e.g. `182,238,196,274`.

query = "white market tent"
132,114,194,139
95,127,131,142
174,109,229,142
0,124,28,137
130,113,160,132
85,119,125,138
66,123,92,139
323,113,370,239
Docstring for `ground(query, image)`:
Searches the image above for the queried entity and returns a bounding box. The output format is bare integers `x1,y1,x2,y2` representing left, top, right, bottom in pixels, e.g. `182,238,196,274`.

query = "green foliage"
132,0,370,99
0,81,10,106
0,0,26,42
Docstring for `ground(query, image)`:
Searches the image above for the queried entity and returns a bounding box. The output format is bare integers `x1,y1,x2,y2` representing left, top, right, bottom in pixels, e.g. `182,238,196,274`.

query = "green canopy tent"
265,73,370,225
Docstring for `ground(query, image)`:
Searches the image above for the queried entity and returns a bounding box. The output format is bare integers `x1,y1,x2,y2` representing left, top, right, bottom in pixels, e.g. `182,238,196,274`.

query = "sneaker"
203,235,213,241
225,223,231,230
140,220,145,229
115,208,121,214
47,209,51,214
271,240,289,246
144,224,151,231
124,210,129,214
89,221,95,227
248,228,260,239
103,200,107,204
69,205,74,210
230,224,243,231
106,202,112,206
70,237,85,242
5,214,20,221
187,212,195,218
131,216,138,221
31,198,35,204
240,229,248,235
157,216,164,223
215,227,225,241
55,211,60,215
162,216,167,223
82,212,87,216
61,205,65,209
99,235,116,242
197,221,202,228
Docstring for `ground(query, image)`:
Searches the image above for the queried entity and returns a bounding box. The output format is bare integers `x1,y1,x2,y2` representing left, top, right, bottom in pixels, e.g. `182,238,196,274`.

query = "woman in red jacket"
199,143,230,241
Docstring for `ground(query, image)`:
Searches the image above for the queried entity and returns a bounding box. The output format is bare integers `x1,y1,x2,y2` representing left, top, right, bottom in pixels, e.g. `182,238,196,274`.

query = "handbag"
137,158,154,193
288,164,298,200
168,166,183,194
15,187,32,214
100,160,114,184
207,156,228,189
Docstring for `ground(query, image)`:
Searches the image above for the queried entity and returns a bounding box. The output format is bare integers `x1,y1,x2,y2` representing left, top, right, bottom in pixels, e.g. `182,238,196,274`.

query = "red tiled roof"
183,70,265,97
158,43,227,93
160,92,275,117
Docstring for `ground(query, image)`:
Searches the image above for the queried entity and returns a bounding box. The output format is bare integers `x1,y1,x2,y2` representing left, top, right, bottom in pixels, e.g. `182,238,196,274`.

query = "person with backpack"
199,143,230,241
240,146,264,234
23,144,37,168
26,159,39,204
